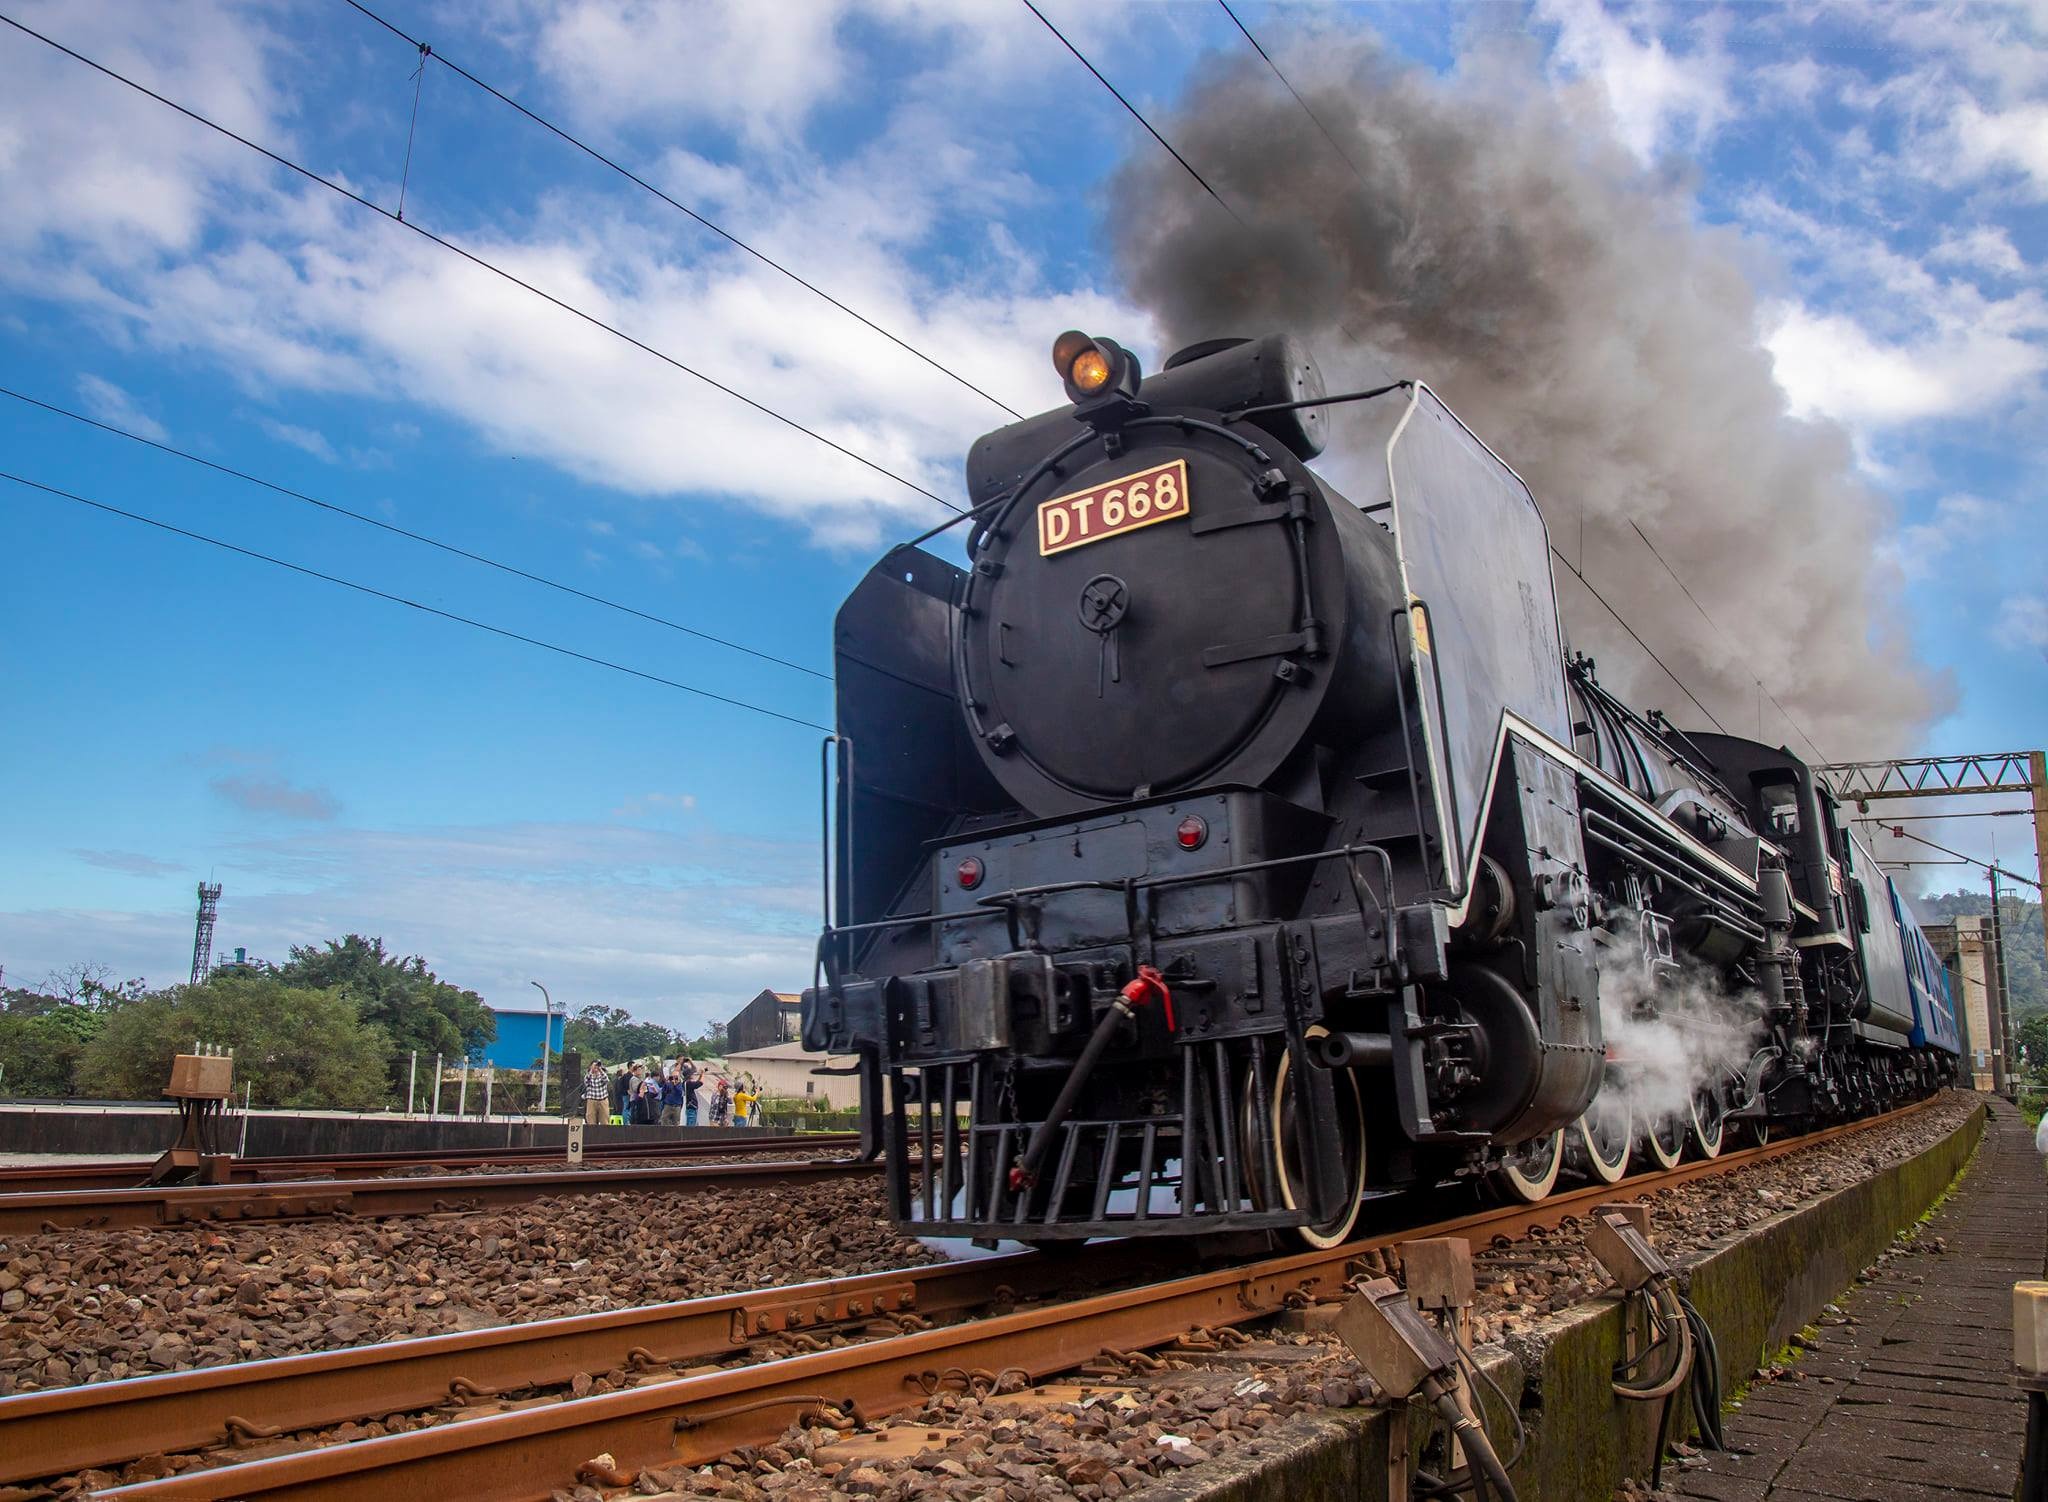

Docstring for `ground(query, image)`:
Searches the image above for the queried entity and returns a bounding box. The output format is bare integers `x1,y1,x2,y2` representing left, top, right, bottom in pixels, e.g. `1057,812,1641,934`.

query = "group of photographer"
580,1056,757,1127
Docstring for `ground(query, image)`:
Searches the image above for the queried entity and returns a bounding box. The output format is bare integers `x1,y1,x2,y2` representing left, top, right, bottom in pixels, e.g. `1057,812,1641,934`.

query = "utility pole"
1992,866,2017,1091
190,883,223,986
531,980,553,1115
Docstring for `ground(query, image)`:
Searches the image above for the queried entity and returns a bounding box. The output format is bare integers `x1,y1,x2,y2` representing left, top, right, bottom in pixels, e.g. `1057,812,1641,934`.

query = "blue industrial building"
472,1006,565,1069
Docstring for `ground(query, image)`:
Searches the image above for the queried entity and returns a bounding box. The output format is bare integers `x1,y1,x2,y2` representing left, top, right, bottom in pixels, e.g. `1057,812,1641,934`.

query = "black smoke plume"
1112,35,1948,757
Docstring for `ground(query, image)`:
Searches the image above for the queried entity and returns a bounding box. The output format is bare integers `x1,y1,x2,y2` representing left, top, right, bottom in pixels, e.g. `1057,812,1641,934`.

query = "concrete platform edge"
1138,1097,1989,1501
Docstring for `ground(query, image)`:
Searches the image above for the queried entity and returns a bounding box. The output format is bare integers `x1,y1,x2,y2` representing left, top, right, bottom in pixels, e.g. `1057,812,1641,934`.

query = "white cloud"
72,849,184,879
256,416,337,461
1929,225,2028,276
611,791,698,819
1950,97,2048,197
1883,493,2012,580
210,772,340,822
1748,198,2048,437
1997,595,2048,652
532,0,851,146
73,373,167,441
1537,0,1730,162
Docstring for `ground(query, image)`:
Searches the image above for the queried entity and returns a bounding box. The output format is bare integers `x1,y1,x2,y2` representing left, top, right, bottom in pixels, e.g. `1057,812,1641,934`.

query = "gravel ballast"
0,1175,935,1394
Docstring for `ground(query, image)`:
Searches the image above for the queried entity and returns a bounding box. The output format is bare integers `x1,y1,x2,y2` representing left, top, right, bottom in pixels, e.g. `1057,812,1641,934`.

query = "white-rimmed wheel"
1493,1128,1565,1203
1641,1112,1685,1171
1688,1083,1726,1160
1576,1090,1632,1186
1268,1029,1368,1249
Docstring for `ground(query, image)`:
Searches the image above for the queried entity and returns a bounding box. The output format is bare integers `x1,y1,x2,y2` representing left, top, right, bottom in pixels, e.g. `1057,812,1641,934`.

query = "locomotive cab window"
1760,781,1801,837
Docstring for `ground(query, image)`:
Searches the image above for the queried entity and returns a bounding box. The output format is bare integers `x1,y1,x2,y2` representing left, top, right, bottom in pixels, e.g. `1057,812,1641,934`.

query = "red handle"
1121,964,1176,1032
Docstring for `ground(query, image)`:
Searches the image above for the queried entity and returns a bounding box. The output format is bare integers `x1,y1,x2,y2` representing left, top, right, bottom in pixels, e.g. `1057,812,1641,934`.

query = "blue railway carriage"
1894,886,1962,1059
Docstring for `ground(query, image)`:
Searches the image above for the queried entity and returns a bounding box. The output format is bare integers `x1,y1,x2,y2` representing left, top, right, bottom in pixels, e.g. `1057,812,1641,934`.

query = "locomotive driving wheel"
1258,1028,1367,1249
1641,1112,1686,1171
1688,1083,1726,1159
1575,1073,1632,1185
1493,1128,1565,1203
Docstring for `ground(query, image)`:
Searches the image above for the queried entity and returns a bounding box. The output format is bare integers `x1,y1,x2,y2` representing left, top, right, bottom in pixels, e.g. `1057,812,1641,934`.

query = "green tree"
563,1004,685,1065
0,1001,105,1097
2018,1012,2048,1084
277,935,494,1091
1919,890,2045,1017
76,973,392,1108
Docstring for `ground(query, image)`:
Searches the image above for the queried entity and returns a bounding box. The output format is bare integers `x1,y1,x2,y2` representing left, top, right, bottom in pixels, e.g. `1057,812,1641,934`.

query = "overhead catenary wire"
1019,0,1244,225
1856,820,2041,890
1549,546,1730,735
0,383,830,682
0,10,965,516
1215,1,1373,185
338,0,1024,421
1626,516,1830,765
1,468,831,733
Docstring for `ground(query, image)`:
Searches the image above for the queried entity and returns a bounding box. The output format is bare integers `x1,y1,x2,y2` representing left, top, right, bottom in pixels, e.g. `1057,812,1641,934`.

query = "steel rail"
0,1134,858,1194
0,1157,879,1235
55,1097,1941,1500
2,1241,1197,1485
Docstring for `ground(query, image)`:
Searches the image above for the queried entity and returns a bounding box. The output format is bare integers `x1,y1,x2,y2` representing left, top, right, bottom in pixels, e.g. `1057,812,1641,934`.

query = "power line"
1626,517,1830,764
0,10,963,516
1549,546,1730,735
1858,820,2040,889
2,468,831,733
338,0,1024,421
0,383,829,681
1019,0,1242,225
1215,2,1372,187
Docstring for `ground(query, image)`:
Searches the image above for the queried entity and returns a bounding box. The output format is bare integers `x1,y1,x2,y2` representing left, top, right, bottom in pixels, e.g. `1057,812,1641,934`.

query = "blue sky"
1,0,2042,1032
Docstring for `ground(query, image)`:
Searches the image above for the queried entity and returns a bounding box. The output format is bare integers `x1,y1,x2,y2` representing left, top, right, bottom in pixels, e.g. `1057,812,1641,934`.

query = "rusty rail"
93,1098,1943,1501
9,1098,1938,1497
0,1133,858,1195
0,1156,878,1234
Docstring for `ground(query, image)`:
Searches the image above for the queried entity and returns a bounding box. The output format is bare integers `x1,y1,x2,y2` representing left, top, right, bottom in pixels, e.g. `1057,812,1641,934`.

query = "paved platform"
1669,1099,2044,1502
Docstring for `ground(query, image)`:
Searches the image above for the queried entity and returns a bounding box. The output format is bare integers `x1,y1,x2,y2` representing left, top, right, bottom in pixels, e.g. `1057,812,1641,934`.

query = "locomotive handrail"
810,841,1396,945
1222,379,1411,424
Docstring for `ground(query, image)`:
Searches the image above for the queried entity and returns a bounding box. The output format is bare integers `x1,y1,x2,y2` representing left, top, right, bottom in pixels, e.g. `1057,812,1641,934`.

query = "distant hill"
1916,890,2045,1017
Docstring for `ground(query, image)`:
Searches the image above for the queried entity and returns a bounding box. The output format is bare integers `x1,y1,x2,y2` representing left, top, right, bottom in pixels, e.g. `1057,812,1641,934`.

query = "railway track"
0,1133,859,1195
0,1155,878,1235
2,1097,1943,1499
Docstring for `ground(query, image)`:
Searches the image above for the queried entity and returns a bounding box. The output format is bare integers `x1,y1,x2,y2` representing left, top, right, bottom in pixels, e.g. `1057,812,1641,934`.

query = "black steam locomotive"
802,332,1959,1247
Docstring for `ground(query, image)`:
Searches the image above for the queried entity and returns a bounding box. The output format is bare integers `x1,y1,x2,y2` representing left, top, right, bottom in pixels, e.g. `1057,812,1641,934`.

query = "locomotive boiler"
802,332,1958,1247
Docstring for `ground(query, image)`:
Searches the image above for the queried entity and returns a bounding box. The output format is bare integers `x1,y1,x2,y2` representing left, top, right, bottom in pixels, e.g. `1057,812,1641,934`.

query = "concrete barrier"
1144,1099,1989,1501
0,1104,806,1158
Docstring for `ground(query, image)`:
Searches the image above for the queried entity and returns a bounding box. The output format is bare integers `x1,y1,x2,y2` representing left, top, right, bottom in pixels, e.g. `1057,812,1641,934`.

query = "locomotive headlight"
1053,329,1139,405
1052,329,1095,379
1069,347,1112,393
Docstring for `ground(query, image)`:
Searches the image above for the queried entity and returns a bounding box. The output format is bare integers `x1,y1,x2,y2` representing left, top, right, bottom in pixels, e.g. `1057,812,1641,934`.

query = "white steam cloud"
1110,34,1951,760
1592,927,1763,1134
